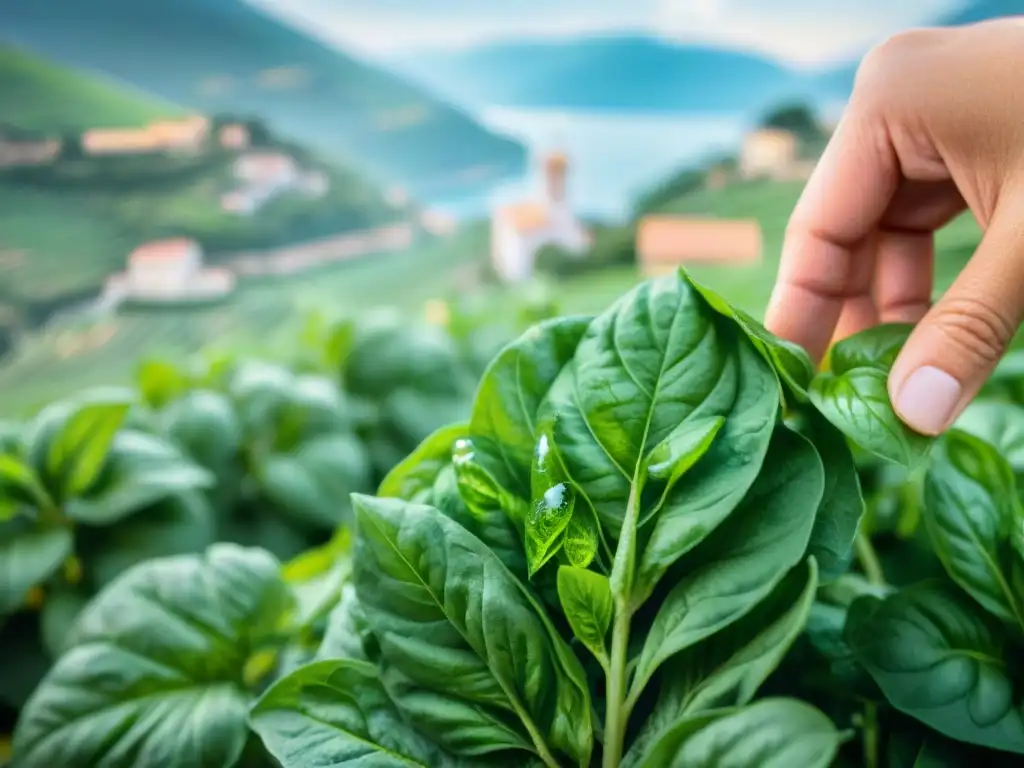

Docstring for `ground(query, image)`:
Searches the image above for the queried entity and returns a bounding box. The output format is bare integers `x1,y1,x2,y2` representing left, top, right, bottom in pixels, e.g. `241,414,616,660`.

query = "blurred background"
0,0,1014,413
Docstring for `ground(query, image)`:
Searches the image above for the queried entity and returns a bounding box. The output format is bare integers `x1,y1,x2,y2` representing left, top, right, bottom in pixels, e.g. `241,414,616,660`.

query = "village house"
739,128,798,179
102,237,235,306
82,115,210,156
0,136,61,167
218,123,250,150
490,151,590,284
221,152,328,214
233,152,297,187
635,215,762,278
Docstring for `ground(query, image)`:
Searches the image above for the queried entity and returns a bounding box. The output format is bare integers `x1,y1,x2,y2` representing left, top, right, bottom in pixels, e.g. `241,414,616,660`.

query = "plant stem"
855,532,885,588
603,603,632,768
862,701,878,768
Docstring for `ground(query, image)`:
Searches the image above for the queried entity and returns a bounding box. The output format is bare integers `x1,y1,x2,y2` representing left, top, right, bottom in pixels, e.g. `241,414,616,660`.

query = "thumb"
888,201,1024,436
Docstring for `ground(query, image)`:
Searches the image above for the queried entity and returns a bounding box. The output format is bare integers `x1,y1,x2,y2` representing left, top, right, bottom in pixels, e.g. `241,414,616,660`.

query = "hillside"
0,0,527,198
0,45,178,133
388,35,811,115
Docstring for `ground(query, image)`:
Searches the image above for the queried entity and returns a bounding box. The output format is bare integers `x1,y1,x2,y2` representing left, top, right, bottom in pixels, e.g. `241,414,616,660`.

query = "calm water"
435,107,749,222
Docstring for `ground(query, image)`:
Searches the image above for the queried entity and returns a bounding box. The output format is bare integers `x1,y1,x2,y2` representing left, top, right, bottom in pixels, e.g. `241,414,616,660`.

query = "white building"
103,238,235,306
490,151,589,283
739,128,798,179
233,152,298,188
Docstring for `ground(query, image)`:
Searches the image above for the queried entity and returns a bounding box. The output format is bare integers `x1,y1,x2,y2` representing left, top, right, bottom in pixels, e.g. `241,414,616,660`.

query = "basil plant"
248,269,860,767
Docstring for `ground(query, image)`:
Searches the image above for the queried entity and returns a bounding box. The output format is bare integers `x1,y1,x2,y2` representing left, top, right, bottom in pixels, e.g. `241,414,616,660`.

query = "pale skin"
765,17,1024,436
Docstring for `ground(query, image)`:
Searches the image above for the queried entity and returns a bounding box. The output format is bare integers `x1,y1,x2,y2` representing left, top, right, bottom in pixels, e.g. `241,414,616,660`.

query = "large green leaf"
0,453,51,511
684,271,815,405
796,410,865,581
630,425,824,698
352,494,593,766
624,558,818,767
250,659,458,767
64,430,214,526
0,521,73,614
378,422,468,500
281,527,352,633
809,324,931,469
535,274,778,603
955,401,1024,475
13,544,292,768
846,580,1024,754
159,389,244,506
469,315,591,497
25,388,134,500
258,433,372,532
136,358,190,409
557,565,613,667
662,698,841,767
923,429,1024,630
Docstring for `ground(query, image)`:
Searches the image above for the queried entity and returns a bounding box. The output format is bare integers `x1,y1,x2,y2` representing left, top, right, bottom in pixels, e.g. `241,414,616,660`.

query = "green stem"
603,603,632,768
855,532,885,588
862,701,878,768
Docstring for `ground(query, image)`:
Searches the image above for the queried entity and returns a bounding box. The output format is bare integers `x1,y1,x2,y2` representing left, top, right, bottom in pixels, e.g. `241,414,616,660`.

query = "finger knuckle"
931,295,1016,366
855,28,937,93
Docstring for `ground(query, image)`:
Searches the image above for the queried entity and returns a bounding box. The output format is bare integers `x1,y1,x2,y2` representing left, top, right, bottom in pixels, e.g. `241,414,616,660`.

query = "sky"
251,0,969,68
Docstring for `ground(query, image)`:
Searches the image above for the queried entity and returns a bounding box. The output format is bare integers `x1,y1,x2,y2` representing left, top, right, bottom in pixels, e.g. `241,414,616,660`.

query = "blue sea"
433,106,750,223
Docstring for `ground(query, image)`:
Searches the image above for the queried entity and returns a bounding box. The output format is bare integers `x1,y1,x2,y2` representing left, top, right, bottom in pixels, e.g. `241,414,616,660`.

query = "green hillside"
0,0,528,196
0,45,178,132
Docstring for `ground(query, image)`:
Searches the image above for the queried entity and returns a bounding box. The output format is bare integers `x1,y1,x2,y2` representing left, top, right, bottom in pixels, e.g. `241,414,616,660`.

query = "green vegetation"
0,225,494,414
6,268,1024,766
0,292,554,750
0,45,177,132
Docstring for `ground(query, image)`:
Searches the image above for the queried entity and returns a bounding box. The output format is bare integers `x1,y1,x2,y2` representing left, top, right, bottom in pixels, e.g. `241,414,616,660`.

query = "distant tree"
758,102,822,142
245,119,273,146
60,134,85,161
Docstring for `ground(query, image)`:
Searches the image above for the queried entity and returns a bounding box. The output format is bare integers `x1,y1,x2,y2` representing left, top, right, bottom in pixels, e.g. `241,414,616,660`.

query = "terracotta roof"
636,216,761,265
496,202,550,232
129,238,199,263
545,152,568,169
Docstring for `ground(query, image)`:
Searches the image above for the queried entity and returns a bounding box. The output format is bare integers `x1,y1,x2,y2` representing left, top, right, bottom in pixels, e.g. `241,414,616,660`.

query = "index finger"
764,109,900,361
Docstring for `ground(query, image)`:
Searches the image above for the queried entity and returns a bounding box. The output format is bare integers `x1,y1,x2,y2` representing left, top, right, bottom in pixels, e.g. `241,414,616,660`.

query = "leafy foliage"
248,269,853,767
10,267,1024,767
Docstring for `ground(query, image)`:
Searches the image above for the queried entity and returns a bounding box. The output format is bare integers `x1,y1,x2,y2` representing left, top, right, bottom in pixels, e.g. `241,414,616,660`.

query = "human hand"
765,17,1024,436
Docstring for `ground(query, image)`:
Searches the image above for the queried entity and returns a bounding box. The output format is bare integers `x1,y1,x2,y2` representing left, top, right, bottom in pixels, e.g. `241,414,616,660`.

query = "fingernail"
893,366,962,435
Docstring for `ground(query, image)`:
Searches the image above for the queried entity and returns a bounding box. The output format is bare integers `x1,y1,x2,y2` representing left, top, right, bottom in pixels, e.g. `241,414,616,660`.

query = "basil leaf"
683,271,815,404
0,523,72,615
159,389,244,506
258,433,372,531
631,425,824,698
846,580,1024,754
955,400,1024,477
13,544,292,768
64,430,214,526
810,324,932,468
26,388,134,500
352,494,593,765
378,422,469,500
557,565,613,667
664,698,842,767
923,429,1024,630
470,315,591,497
625,558,818,767
538,274,778,603
250,658,454,767
797,410,865,581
